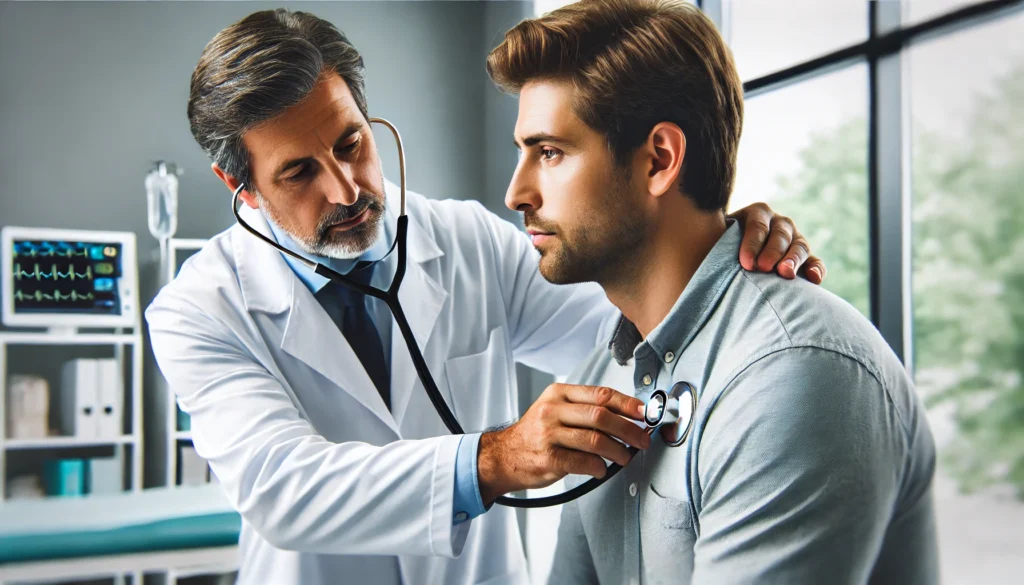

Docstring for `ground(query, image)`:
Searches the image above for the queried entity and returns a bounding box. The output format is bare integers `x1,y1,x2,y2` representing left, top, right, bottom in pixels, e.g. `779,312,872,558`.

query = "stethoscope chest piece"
644,381,697,447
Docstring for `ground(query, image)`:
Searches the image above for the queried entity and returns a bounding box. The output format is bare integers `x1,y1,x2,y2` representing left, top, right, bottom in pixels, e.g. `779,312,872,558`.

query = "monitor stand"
47,326,79,337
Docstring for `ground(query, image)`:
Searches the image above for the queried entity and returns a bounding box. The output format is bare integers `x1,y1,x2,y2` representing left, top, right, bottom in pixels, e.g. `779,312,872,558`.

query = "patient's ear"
642,123,686,199
212,163,258,209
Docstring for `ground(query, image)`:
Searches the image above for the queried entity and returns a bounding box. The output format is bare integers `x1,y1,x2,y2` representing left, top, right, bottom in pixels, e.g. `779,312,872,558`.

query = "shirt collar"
265,201,395,294
609,219,743,366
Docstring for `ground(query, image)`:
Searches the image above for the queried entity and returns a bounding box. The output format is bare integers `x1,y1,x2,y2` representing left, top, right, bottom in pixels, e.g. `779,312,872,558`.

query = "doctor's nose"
323,164,360,207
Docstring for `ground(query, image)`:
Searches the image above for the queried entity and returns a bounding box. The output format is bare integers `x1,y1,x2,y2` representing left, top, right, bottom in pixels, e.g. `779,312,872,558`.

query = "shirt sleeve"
691,347,912,585
452,433,487,525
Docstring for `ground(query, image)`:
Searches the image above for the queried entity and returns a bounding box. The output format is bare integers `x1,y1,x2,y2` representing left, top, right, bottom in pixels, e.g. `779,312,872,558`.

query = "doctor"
147,8,826,585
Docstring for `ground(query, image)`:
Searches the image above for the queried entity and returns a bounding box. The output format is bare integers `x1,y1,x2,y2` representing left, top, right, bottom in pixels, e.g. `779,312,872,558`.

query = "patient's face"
506,79,648,285
240,73,387,259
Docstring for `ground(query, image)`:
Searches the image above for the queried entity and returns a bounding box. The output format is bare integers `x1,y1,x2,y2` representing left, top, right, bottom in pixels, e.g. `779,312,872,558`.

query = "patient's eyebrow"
515,132,574,149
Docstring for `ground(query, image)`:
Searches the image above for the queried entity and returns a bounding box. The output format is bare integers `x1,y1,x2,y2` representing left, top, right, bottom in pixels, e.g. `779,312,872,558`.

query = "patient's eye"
540,147,562,162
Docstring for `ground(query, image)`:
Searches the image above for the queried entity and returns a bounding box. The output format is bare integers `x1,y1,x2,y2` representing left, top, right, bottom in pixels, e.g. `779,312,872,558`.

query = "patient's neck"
603,205,726,339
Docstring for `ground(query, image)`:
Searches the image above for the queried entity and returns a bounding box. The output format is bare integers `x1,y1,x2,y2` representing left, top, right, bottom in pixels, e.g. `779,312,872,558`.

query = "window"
909,11,1024,583
904,0,987,25
731,64,870,316
723,0,867,81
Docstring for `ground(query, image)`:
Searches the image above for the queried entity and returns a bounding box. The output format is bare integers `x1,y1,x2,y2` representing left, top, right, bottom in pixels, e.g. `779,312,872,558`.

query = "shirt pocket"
444,326,514,433
641,483,697,584
645,482,695,530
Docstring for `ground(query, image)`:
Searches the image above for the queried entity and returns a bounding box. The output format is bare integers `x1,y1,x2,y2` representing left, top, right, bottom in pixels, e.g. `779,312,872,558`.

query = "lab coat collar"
233,179,448,432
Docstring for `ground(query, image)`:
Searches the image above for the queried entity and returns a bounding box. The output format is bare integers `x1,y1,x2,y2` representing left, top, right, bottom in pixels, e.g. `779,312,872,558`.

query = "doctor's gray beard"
255,187,386,259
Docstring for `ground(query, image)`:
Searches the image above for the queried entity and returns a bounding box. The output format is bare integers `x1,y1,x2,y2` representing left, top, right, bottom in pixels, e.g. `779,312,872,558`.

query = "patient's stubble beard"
529,172,648,288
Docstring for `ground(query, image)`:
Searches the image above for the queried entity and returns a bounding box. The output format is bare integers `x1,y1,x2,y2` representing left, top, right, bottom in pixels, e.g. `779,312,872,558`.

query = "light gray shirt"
547,221,939,585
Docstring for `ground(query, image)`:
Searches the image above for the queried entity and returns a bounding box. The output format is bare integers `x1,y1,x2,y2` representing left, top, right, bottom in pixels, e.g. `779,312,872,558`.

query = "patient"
486,1,939,583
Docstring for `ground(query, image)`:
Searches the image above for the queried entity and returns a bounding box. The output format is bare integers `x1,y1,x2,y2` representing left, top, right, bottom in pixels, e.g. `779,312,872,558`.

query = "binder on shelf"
6,374,49,439
85,456,124,494
60,360,99,439
43,459,85,497
7,474,45,500
96,359,123,438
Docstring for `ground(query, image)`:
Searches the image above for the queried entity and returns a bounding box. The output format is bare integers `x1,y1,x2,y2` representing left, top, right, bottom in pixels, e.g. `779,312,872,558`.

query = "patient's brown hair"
486,0,743,211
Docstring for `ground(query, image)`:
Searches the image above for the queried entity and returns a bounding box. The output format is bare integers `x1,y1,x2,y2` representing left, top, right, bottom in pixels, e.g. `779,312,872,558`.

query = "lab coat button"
641,374,653,386
629,483,638,497
665,351,675,363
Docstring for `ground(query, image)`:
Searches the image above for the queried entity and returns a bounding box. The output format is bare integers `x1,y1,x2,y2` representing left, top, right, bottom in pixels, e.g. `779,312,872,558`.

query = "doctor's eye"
285,165,313,183
336,135,362,155
540,147,562,162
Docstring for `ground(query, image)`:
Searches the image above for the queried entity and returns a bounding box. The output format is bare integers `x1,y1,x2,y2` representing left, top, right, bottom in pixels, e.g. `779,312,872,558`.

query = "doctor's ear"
212,163,259,209
641,122,686,199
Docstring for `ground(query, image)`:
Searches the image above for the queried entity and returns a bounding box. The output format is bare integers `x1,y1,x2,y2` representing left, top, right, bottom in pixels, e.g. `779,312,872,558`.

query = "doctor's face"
236,73,387,259
505,79,649,286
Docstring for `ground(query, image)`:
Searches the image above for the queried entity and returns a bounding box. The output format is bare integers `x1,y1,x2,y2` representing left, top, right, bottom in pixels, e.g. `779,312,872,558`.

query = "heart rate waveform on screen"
10,240,123,315
13,263,94,281
14,290,96,302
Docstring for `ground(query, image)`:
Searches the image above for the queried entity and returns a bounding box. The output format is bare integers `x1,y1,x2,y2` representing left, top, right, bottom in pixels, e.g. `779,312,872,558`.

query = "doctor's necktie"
317,262,391,410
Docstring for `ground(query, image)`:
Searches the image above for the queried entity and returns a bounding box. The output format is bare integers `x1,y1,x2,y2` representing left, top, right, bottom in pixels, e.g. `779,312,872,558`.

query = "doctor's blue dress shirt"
266,212,486,526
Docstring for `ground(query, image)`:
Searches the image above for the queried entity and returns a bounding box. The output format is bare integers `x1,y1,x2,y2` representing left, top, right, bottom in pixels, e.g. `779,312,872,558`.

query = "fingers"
556,449,609,479
558,384,646,421
556,427,635,467
777,235,810,279
558,403,652,451
733,202,771,271
755,216,795,273
800,255,827,284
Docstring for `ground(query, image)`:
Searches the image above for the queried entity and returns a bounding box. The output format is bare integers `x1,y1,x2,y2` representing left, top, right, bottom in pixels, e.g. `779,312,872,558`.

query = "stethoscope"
231,118,696,508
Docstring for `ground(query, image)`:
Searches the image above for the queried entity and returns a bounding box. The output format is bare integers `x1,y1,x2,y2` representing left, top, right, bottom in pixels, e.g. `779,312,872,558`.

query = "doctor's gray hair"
187,9,369,188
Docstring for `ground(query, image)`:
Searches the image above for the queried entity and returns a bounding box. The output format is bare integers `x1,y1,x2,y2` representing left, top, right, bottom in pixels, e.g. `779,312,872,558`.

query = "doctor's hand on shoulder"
729,202,827,284
477,383,649,504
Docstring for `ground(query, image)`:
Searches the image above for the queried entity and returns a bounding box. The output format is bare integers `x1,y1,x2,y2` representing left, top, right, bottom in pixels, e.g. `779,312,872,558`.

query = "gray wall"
0,0,500,246
0,0,533,486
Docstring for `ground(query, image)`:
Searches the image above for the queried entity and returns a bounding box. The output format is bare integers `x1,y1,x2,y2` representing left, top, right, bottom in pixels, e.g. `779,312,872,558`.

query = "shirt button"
665,351,675,363
641,374,653,386
454,511,468,522
629,483,638,497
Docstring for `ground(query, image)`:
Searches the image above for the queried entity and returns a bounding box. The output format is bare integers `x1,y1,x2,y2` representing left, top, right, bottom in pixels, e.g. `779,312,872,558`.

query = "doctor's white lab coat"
145,182,616,585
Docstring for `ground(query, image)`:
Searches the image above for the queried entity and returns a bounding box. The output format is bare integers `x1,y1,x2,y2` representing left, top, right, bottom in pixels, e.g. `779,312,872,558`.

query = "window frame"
700,0,1024,366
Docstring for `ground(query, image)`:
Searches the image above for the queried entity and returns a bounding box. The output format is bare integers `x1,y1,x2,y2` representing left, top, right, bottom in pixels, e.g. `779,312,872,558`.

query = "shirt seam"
691,342,910,534
739,271,793,344
710,341,912,448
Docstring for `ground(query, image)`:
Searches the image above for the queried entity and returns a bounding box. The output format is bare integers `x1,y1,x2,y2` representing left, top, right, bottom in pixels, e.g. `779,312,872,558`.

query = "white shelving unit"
0,328,144,501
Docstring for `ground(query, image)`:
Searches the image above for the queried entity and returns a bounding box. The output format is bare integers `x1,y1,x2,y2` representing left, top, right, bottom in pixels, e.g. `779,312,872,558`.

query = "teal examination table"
0,484,241,582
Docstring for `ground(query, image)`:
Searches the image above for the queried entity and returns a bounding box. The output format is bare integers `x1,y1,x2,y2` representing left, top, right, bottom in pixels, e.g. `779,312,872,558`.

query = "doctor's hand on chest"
476,382,651,505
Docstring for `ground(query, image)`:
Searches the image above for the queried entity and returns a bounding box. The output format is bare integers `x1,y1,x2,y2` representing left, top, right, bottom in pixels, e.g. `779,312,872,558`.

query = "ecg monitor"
2,226,139,328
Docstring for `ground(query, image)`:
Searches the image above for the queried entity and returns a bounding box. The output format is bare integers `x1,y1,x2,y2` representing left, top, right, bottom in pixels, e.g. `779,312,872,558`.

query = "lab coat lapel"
234,206,399,435
389,216,448,428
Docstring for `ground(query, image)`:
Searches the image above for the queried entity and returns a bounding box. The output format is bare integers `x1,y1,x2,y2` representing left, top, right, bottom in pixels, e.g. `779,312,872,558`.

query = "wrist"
478,430,512,505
